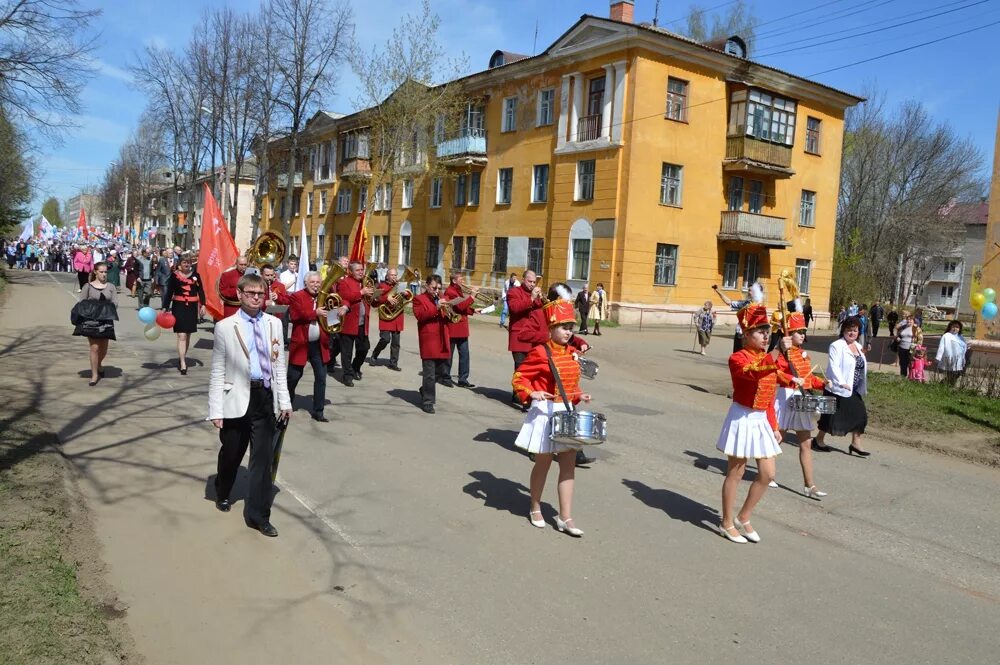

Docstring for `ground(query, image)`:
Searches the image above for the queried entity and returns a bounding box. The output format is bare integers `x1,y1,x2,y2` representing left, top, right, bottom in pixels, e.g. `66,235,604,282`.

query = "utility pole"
123,176,129,240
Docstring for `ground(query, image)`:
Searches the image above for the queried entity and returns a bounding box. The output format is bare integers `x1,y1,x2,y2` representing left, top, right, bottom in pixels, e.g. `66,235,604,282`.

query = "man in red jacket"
442,271,477,388
335,261,374,387
370,267,404,371
412,274,450,414
506,269,544,405
217,255,248,318
287,272,331,422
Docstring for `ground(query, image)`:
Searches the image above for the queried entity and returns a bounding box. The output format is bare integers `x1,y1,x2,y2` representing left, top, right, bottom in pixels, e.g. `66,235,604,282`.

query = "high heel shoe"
733,517,761,543
529,510,545,528
554,516,584,537
848,444,871,457
804,485,828,499
718,523,747,544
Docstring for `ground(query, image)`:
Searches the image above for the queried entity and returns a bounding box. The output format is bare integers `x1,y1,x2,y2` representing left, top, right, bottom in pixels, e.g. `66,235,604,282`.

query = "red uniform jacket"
376,280,405,333
412,292,450,360
218,268,244,318
336,276,370,337
515,307,588,351
775,347,825,391
729,348,794,430
442,283,475,339
507,284,544,353
263,280,290,317
512,340,583,405
287,290,331,366
162,270,206,310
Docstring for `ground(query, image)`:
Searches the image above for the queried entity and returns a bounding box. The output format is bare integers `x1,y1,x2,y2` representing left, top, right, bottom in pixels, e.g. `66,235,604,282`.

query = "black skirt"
171,301,200,333
818,389,867,436
73,319,116,340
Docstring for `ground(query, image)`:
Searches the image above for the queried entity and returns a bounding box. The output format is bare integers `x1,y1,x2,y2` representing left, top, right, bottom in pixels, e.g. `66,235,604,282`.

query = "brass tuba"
247,231,286,268
377,266,421,321
318,263,346,334
217,267,241,307
362,261,379,304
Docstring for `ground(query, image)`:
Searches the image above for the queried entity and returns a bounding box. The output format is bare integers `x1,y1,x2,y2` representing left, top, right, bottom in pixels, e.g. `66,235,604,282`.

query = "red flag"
198,183,239,320
349,207,368,264
77,206,88,239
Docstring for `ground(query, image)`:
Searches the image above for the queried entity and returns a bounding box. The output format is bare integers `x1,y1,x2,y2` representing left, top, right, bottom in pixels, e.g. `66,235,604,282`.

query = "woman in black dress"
161,255,205,375
72,262,119,386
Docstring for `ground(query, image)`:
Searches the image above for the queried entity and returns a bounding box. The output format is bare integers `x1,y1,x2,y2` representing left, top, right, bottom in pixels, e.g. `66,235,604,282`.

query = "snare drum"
549,410,607,446
577,356,599,380
788,394,837,414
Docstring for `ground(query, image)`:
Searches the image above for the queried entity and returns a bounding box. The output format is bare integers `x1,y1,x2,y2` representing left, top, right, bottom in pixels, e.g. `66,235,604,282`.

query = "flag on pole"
198,183,240,320
349,206,368,264
39,216,54,240
77,206,88,240
18,219,33,242
295,218,308,292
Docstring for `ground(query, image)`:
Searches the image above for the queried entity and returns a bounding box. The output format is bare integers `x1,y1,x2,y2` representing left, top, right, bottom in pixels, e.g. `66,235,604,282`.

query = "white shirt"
935,332,967,372
279,269,298,292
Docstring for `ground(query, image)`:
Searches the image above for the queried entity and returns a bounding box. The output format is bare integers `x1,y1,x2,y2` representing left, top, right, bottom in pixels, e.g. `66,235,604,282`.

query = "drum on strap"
550,410,607,446
578,356,599,380
788,394,837,414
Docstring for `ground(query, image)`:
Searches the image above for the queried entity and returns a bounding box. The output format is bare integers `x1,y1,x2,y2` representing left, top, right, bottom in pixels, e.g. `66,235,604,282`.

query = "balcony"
577,114,601,141
436,129,487,166
718,210,790,247
340,157,372,181
276,172,303,189
723,135,794,178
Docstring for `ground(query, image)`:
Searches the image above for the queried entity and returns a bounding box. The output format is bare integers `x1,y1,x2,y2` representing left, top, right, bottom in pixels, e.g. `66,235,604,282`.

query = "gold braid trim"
741,354,778,373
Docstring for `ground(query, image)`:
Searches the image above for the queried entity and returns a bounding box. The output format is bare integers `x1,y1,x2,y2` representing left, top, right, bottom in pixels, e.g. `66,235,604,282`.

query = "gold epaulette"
741,354,777,373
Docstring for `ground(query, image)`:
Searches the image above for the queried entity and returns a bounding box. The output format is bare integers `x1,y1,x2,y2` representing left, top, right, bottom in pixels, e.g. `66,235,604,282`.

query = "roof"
956,201,989,225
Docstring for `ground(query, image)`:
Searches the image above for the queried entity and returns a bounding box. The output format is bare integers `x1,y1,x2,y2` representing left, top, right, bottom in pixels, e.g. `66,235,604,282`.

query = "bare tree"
0,0,100,137
683,0,758,50
247,11,281,243
269,0,353,247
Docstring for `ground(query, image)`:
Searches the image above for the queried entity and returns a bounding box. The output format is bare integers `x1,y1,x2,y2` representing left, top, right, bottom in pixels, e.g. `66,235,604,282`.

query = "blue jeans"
448,337,470,383
499,301,509,325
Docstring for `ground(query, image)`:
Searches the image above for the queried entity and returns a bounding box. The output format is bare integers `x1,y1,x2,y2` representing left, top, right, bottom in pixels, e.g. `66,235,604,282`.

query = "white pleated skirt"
715,403,781,460
515,400,579,454
775,387,818,432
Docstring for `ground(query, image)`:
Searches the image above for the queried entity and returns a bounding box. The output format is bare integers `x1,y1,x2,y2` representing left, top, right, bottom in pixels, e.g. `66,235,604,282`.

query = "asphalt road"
3,270,999,665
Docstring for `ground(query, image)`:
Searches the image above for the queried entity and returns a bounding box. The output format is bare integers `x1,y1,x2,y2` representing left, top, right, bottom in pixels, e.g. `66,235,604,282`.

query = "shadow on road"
385,388,423,411
471,385,517,409
682,449,759,481
462,470,536,519
621,479,719,535
472,427,523,455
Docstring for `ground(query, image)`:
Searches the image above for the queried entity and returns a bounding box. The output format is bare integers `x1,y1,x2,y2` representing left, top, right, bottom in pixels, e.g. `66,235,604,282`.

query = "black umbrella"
270,415,290,482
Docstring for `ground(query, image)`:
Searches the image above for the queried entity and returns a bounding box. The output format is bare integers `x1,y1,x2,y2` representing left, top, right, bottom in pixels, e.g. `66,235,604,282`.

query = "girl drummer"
774,311,831,499
717,293,801,544
512,299,592,537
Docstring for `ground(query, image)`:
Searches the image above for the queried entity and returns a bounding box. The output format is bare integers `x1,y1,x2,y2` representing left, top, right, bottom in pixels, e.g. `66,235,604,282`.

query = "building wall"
958,224,986,317
981,111,1000,339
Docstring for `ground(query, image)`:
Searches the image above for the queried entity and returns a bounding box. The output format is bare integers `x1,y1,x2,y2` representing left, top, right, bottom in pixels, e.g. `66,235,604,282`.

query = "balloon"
138,306,157,324
983,288,997,303
156,311,176,329
970,292,986,309
982,302,998,321
143,322,162,340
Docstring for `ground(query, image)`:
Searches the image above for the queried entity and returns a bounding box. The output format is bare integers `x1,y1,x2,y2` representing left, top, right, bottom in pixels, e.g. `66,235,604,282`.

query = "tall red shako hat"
544,300,576,327
737,282,769,333
786,311,807,331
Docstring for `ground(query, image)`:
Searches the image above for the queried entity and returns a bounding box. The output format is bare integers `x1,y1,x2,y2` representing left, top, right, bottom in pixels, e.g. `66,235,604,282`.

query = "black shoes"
575,450,596,466
245,519,278,537
312,412,329,422
343,376,355,387
848,444,871,457
457,381,475,388
388,364,401,372
439,379,455,388
422,403,435,414
216,498,231,512
355,370,363,380
368,357,377,366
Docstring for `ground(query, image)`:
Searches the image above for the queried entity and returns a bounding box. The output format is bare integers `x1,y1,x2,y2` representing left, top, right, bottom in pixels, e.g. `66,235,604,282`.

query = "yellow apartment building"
979,109,1000,340
260,1,862,325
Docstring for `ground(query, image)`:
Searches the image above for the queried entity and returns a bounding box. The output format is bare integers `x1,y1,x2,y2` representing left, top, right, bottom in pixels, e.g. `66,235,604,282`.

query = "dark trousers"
340,333,370,378
898,348,911,377
287,340,327,415
372,330,400,366
327,332,340,370
448,337,470,383
871,320,881,337
578,308,589,333
421,358,448,405
215,386,276,523
77,270,89,288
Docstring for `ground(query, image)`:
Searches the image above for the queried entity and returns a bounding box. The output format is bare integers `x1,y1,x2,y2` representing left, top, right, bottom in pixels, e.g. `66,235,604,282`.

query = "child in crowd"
908,345,930,383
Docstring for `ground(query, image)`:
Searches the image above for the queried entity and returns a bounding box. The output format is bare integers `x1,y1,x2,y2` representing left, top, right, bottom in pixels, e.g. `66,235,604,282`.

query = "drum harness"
544,344,574,414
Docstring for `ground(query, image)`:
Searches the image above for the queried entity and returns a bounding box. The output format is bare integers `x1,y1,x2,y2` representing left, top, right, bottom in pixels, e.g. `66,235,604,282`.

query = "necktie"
253,316,272,385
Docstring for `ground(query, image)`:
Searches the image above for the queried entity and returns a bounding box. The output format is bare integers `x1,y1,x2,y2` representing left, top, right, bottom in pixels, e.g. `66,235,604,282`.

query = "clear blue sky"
33,0,1000,211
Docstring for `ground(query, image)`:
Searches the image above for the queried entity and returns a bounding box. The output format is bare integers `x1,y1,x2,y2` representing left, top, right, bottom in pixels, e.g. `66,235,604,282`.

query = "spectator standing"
499,272,518,328
869,301,884,337
106,251,121,290
695,301,716,355
893,311,916,377
588,283,607,335
847,300,859,316
936,320,968,385
575,284,590,334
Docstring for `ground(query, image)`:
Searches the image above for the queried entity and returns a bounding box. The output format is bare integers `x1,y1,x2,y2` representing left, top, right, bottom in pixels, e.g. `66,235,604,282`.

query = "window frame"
799,190,816,227
805,117,822,155
722,250,740,289
497,168,513,205
795,258,812,295
532,164,549,203
537,88,555,127
727,176,744,212
527,237,544,275
665,77,688,122
452,236,464,271
492,236,509,273
570,238,591,281
307,192,314,216
469,171,481,206
430,177,443,208
336,187,351,214
455,174,467,206
357,187,368,213
501,96,518,133
319,191,327,215
653,243,678,286
659,163,683,207
425,235,440,269
465,236,476,270
576,159,596,202
402,179,413,209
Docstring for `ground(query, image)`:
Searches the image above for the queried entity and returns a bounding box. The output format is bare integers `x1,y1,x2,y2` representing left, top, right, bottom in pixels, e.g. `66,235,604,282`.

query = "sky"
31,0,1000,213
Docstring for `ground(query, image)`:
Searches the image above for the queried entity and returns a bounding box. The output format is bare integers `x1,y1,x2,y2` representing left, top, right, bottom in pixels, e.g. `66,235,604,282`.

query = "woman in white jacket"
936,320,968,385
815,316,870,457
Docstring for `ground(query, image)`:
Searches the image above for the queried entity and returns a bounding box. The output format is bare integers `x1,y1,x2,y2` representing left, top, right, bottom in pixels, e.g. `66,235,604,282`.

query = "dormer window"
724,36,747,59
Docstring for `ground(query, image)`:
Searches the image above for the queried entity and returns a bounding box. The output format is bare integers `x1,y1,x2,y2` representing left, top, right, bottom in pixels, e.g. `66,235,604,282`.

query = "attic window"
724,36,747,59
489,51,505,68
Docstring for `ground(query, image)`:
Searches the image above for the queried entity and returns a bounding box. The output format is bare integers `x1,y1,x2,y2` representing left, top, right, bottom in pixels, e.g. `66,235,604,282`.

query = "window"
571,239,591,281
450,236,476,270
374,183,392,211
743,252,760,289
795,259,812,295
402,180,413,208
729,89,797,146
576,160,595,201
723,251,740,289
357,187,368,213
307,193,313,215
316,232,325,259
425,235,440,268
341,131,370,160
654,244,678,285
497,168,513,204
502,97,518,132
666,77,688,121
319,191,327,215
537,89,555,126
455,174,467,206
336,187,351,214
748,180,764,214
799,190,816,227
292,194,301,217
334,234,349,258
532,164,549,203
452,236,464,270
319,140,332,180
370,235,389,262
941,285,955,298
727,176,744,211
492,237,508,272
806,117,821,154
469,171,481,205
400,234,411,266
660,163,682,206
943,260,958,274
465,236,476,270
430,177,443,208
527,237,544,275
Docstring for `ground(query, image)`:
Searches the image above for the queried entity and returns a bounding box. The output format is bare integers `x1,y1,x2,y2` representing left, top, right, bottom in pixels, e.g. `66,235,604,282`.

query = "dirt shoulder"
0,396,138,665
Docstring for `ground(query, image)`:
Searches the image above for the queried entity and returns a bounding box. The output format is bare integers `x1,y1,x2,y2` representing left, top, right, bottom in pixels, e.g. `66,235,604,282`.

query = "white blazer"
208,312,292,420
825,338,867,397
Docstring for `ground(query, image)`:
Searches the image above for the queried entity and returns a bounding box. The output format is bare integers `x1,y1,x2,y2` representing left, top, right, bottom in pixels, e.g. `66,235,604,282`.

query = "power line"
754,0,898,41
750,0,854,38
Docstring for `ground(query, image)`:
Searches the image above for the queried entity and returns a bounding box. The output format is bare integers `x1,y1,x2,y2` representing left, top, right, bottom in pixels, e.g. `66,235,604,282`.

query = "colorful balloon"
970,292,986,309
143,322,162,340
982,302,998,321
156,311,176,329
983,288,996,304
138,306,157,324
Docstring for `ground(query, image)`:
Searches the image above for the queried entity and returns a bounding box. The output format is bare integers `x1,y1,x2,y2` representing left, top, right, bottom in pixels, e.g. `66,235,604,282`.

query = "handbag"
889,338,899,353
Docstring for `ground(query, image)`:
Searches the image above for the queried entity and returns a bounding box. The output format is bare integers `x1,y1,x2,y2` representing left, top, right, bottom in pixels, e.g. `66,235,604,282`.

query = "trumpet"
318,262,346,334
438,297,464,324
461,283,496,309
377,266,420,321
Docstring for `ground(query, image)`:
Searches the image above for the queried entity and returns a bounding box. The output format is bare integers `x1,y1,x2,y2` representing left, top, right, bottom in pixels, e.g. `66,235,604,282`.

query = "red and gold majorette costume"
716,303,793,459
773,312,825,431
512,300,584,454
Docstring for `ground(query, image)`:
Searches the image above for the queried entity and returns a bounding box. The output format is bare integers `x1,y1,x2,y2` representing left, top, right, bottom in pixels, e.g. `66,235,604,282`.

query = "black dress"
818,353,867,436
162,270,205,334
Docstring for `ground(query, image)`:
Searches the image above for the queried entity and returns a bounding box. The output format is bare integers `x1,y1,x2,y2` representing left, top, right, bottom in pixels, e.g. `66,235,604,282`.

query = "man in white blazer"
208,272,292,537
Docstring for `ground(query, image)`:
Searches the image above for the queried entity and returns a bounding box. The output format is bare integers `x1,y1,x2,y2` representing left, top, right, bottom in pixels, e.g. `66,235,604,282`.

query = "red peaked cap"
737,303,769,333
786,311,807,331
544,300,576,327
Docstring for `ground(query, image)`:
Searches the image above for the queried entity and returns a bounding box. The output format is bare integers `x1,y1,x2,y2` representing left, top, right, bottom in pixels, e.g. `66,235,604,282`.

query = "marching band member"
260,264,290,344
326,255,350,374
161,255,206,375
774,311,830,499
370,267,404,371
443,271,477,388
507,269,545,406
512,299,592,537
412,274,451,414
278,255,300,293
287,272,331,422
716,290,800,544
335,261,375,387
218,255,248,318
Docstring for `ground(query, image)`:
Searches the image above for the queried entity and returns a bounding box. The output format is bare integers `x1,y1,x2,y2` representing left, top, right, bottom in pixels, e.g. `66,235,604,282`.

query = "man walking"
507,270,545,406
208,272,292,537
870,301,884,337
287,272,331,422
575,284,590,334
412,274,451,414
370,267,404,371
443,271,477,388
335,261,374,386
